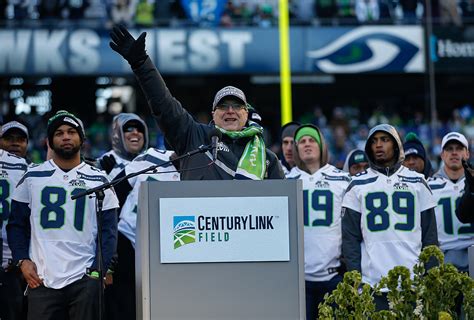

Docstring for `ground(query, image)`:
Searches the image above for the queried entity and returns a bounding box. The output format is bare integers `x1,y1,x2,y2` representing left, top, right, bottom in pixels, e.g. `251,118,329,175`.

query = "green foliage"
318,246,474,320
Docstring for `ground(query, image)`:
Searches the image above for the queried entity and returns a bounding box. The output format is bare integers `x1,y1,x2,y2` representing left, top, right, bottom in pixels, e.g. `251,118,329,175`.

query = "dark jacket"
132,58,284,180
456,166,474,223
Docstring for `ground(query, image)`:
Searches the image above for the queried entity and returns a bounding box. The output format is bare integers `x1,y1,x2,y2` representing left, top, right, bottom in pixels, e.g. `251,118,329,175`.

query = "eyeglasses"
214,103,247,112
123,125,143,133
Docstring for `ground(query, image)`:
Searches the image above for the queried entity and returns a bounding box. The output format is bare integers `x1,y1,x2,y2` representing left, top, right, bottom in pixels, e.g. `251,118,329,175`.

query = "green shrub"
318,246,474,320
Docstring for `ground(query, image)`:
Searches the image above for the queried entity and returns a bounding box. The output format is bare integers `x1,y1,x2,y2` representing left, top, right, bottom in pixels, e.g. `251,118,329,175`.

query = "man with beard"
7,111,119,320
342,124,438,310
429,132,473,272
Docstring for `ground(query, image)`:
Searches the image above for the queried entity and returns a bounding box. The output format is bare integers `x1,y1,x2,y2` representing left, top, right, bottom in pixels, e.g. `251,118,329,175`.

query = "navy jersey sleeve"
7,200,31,262
421,207,438,248
421,207,439,269
342,207,362,273
91,208,118,271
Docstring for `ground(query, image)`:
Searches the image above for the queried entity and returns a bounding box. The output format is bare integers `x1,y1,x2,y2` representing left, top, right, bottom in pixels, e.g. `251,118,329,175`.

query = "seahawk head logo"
306,26,423,73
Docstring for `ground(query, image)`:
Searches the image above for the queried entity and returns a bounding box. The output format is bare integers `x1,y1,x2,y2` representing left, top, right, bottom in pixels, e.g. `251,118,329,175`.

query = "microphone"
208,129,222,162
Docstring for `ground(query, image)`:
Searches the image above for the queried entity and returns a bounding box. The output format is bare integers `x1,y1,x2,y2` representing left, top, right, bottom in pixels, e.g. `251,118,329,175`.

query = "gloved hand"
100,155,116,174
462,159,474,189
109,24,148,69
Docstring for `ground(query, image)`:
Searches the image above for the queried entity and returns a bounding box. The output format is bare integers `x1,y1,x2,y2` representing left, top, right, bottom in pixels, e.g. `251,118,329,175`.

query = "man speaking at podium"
110,25,284,180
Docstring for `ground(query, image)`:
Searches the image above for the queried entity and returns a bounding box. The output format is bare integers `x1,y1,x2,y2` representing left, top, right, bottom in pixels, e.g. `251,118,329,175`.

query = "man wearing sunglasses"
109,25,284,180
98,113,149,180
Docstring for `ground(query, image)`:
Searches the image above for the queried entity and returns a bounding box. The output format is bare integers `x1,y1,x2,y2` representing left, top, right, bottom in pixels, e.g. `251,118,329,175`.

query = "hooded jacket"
111,113,149,161
100,113,149,180
364,124,404,176
131,57,284,180
341,124,438,283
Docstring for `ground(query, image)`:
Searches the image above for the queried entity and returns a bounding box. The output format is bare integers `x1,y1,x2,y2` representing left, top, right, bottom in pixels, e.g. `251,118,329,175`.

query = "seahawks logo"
306,27,424,73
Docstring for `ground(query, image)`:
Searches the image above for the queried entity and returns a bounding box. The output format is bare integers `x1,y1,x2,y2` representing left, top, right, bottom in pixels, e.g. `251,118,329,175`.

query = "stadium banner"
159,196,290,263
431,27,474,73
0,26,424,75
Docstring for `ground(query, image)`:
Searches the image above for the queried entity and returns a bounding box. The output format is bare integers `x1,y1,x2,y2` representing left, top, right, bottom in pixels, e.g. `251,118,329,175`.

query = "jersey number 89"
40,187,87,231
365,191,415,232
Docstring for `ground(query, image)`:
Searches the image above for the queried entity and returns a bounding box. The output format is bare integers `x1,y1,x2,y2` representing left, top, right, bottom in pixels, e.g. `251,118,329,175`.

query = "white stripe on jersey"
429,176,474,251
342,165,436,287
118,149,179,247
287,164,350,282
11,160,119,289
0,150,28,268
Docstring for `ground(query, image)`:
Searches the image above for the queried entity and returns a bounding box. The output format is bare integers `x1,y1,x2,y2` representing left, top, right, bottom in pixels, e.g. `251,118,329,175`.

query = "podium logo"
173,216,196,249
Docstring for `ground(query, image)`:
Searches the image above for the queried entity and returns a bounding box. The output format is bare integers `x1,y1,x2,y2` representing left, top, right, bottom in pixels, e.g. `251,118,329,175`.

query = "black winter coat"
133,58,285,180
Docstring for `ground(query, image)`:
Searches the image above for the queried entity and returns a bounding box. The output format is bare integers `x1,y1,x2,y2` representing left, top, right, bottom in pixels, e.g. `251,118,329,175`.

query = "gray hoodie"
111,113,149,161
364,124,405,176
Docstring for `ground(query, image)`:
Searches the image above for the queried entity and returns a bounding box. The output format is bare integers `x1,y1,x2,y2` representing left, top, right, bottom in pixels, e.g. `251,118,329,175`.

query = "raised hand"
109,24,148,68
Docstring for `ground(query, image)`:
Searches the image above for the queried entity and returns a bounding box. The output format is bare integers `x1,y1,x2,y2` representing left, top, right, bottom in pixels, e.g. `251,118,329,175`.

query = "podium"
136,180,305,320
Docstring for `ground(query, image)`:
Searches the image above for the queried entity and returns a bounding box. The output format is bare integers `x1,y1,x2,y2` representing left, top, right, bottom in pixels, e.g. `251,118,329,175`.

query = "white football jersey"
287,164,350,282
12,160,119,289
0,150,28,268
342,166,436,287
429,176,474,251
118,149,179,247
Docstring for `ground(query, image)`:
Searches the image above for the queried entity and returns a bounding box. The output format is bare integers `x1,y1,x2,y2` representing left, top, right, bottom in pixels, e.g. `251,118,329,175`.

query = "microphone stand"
71,143,214,320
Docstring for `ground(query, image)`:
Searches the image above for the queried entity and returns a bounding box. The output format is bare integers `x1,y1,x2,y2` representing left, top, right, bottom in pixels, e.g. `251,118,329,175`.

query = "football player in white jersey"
429,132,473,272
0,147,28,320
342,124,438,310
286,124,350,320
7,111,119,320
110,148,179,320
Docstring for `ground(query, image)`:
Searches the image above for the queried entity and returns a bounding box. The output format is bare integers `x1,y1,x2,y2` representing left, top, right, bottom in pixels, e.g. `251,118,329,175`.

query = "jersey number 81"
40,187,87,231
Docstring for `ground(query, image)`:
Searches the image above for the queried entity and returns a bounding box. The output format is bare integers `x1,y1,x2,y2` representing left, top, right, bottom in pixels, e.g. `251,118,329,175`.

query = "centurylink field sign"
159,196,290,263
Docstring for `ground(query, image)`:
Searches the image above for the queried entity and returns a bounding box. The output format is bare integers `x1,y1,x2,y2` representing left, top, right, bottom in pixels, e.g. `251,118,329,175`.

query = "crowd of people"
13,98,474,178
1,0,473,27
0,24,473,320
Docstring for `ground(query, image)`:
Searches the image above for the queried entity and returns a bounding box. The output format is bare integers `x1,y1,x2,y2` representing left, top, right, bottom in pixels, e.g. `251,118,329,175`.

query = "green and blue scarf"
216,121,266,180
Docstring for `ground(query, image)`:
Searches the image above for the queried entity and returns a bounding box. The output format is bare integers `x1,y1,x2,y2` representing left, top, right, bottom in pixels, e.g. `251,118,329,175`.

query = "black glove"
100,155,117,174
109,24,148,69
462,159,474,189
